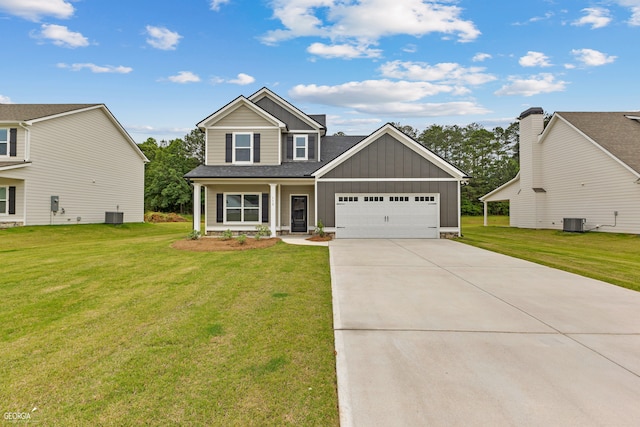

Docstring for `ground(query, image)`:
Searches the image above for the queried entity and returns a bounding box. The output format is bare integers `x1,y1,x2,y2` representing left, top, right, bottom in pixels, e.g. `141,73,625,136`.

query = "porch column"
193,182,202,233
269,183,277,237
483,201,488,226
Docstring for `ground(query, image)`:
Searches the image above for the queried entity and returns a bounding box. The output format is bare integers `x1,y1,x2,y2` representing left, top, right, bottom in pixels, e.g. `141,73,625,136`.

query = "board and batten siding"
317,133,460,228
279,185,315,228
538,118,640,233
1,107,145,225
254,97,314,131
321,134,452,179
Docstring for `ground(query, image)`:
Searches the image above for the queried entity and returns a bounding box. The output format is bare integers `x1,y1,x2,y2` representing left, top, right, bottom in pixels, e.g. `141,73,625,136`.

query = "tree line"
138,122,519,215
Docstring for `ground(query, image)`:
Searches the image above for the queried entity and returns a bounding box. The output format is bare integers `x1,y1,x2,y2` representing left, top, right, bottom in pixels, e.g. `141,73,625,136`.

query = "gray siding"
254,97,313,130
317,181,459,228
323,134,452,179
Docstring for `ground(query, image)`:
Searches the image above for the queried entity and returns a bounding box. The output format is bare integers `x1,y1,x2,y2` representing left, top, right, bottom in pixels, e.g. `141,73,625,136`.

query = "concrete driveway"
329,239,640,426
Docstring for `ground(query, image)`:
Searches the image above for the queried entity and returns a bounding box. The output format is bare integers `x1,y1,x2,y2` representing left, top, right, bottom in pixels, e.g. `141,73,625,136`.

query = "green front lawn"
1,223,338,426
459,216,640,292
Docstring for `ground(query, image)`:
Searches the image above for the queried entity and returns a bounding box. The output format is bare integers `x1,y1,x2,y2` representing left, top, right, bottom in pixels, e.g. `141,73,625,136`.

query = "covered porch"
191,178,316,237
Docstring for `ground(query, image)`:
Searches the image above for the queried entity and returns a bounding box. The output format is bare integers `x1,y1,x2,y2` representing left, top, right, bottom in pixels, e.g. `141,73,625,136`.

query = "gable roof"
313,123,469,179
0,104,99,122
0,103,148,162
548,111,640,175
248,87,326,134
196,95,286,129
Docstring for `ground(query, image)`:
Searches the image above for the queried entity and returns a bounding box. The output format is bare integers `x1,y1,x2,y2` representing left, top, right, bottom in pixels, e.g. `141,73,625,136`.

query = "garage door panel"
336,194,439,239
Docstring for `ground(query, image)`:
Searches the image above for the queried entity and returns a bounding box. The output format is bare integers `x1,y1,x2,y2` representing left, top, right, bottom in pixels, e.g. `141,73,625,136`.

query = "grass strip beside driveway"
1,223,338,426
459,216,640,292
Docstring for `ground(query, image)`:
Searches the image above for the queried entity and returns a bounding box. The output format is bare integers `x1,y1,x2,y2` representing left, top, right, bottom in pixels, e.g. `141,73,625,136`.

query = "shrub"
255,224,271,241
237,234,247,245
186,230,201,240
314,219,326,237
221,229,233,241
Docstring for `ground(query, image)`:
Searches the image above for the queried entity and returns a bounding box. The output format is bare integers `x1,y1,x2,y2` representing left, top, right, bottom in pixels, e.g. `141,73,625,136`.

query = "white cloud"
0,94,12,103
145,25,182,50
261,0,480,54
570,48,617,66
495,73,567,97
32,24,88,48
572,7,612,29
57,63,133,74
472,53,492,62
210,0,230,11
228,73,255,85
379,60,496,86
0,0,74,21
613,0,640,25
519,51,552,67
289,80,490,117
167,71,201,83
307,42,382,59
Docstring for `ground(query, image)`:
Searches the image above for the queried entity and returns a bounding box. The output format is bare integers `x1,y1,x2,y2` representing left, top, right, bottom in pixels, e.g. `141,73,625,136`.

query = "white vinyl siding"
0,107,145,225
537,119,640,233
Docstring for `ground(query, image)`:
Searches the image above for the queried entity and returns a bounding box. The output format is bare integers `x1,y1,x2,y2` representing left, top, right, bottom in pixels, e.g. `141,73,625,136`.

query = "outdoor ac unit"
563,218,585,232
105,211,124,225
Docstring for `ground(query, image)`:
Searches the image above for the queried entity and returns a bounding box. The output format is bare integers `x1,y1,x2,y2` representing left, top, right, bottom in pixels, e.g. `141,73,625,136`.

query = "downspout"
19,122,31,161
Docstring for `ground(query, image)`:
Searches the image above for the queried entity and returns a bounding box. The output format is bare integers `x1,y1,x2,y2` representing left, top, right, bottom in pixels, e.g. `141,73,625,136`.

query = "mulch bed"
172,237,280,252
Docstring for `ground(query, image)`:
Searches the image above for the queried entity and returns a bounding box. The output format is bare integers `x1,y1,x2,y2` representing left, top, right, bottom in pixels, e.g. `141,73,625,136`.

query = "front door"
291,195,308,233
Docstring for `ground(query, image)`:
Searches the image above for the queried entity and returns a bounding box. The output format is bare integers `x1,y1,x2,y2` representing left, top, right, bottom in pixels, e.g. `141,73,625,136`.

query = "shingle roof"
0,104,99,121
557,112,640,174
185,135,365,179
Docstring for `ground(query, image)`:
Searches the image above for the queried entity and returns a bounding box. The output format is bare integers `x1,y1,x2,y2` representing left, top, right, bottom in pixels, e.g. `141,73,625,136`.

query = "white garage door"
335,193,439,239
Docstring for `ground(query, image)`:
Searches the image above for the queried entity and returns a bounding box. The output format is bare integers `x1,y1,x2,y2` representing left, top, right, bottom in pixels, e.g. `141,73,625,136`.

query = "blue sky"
1,0,638,142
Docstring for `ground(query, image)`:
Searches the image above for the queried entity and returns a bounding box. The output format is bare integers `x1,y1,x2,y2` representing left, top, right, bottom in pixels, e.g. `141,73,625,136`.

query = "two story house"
185,88,468,239
0,104,147,227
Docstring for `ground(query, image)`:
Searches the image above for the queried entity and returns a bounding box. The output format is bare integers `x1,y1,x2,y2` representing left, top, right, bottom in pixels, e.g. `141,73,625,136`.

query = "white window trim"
223,192,261,224
293,134,308,161
0,128,8,158
233,132,253,164
0,186,7,215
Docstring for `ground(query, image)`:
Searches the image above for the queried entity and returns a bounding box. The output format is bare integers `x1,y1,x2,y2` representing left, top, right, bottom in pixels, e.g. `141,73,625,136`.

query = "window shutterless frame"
233,132,253,164
293,134,308,160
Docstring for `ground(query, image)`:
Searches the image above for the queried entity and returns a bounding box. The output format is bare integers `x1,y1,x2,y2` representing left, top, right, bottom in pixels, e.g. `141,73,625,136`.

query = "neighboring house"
185,88,468,239
481,107,640,234
0,104,148,227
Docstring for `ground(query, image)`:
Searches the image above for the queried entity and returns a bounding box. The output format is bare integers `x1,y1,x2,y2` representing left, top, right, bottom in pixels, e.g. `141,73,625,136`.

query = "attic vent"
563,218,585,233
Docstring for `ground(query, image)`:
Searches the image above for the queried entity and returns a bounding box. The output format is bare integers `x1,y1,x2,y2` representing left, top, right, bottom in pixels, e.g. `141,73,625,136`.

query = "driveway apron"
329,239,640,426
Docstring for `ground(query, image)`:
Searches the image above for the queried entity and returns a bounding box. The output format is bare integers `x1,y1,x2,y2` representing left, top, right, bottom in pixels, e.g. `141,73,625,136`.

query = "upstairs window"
294,135,308,160
234,133,252,163
0,129,7,156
